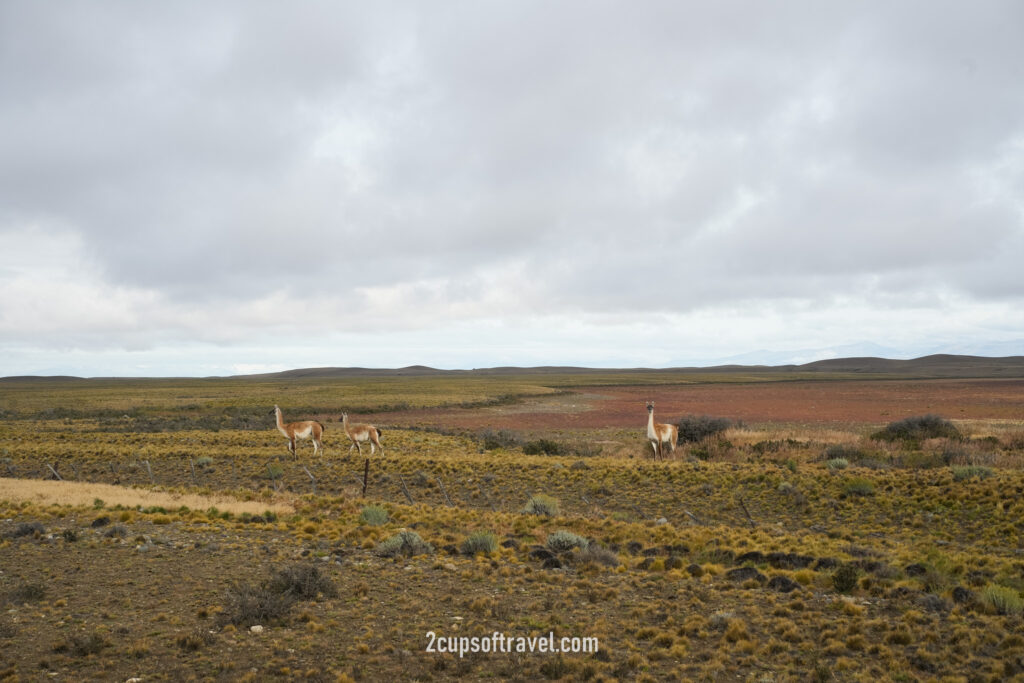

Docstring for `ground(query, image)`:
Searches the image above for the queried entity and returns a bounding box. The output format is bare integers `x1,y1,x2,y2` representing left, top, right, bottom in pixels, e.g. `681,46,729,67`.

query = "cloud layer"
1,2,1022,375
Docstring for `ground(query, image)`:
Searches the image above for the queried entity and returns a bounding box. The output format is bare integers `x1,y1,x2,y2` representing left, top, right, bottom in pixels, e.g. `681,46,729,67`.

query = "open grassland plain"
1,372,1024,681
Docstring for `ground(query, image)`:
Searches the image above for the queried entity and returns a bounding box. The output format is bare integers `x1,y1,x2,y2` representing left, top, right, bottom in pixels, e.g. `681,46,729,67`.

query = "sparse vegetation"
0,371,1023,680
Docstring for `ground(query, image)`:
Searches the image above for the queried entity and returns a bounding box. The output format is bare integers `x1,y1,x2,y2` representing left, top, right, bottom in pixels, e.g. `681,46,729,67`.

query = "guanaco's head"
646,401,654,413
269,405,280,416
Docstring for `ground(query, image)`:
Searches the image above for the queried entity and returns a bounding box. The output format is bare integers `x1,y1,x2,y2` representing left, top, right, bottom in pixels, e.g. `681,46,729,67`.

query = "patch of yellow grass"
0,477,294,515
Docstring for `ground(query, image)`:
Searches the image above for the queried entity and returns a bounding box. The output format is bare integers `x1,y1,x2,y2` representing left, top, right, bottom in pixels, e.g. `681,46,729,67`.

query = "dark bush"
266,564,337,600
220,563,337,626
523,439,566,455
5,521,44,538
677,415,733,444
54,632,109,656
871,414,961,443
220,581,297,627
833,564,860,593
8,582,46,604
823,444,865,461
479,429,521,450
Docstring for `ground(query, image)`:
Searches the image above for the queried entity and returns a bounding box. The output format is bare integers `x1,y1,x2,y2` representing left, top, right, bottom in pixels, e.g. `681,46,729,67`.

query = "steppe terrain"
1,358,1023,681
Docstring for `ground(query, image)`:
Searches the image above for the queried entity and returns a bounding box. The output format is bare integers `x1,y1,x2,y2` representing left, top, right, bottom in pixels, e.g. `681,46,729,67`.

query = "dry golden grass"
0,477,294,515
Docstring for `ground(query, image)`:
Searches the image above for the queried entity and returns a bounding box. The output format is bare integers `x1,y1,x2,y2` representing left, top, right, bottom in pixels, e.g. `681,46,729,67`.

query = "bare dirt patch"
377,378,1024,431
0,478,294,516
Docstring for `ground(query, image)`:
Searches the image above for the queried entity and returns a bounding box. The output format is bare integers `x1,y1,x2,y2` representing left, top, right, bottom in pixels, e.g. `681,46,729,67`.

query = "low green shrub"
376,530,433,558
951,465,994,481
826,458,849,471
843,477,875,497
522,494,560,517
546,530,589,553
359,505,389,526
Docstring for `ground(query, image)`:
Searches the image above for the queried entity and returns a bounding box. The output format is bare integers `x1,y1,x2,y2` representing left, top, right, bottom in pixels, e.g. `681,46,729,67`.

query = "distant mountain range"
3,353,1023,381
233,354,1024,380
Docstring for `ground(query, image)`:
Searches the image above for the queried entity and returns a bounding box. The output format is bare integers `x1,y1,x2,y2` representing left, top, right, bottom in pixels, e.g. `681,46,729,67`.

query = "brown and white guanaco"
646,401,677,460
270,405,324,459
342,412,383,456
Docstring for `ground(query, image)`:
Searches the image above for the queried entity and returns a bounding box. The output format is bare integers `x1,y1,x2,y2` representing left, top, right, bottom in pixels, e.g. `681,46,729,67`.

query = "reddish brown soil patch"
378,378,1024,431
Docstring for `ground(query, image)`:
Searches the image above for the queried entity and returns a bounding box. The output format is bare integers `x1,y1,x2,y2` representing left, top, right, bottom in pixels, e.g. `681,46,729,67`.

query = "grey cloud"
1,0,1022,318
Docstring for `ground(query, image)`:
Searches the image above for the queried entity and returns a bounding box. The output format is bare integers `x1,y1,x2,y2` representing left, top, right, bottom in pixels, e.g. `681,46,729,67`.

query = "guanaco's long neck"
274,407,288,435
647,409,657,439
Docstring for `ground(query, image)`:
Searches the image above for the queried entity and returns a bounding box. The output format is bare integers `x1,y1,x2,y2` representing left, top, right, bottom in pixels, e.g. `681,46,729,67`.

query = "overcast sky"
1,1,1022,377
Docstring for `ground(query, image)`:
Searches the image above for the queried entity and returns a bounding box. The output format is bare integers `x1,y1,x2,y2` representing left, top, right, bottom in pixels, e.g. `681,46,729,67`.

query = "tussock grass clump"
677,415,733,444
359,504,389,526
461,531,498,556
826,458,849,471
522,494,560,517
980,584,1023,616
376,530,434,558
951,465,994,481
547,530,589,553
872,414,961,443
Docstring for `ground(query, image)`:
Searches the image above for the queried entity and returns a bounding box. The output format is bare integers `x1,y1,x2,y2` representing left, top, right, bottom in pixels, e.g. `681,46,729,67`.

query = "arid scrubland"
1,373,1023,681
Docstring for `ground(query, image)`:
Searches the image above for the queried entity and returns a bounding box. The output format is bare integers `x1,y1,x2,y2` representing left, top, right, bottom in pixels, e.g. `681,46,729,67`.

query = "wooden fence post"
436,476,454,507
302,465,317,494
397,473,415,504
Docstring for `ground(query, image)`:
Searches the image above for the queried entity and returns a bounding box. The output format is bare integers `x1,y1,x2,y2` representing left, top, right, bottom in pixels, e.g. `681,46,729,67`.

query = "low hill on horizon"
235,353,1024,380
4,353,1024,382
